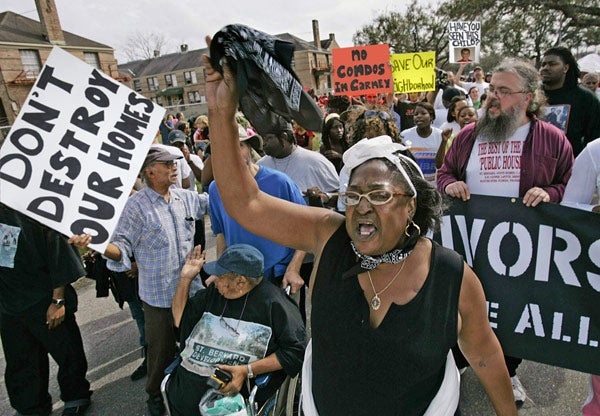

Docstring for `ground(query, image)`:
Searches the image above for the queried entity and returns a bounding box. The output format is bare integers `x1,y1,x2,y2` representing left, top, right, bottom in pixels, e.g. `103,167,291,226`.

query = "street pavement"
0,218,589,415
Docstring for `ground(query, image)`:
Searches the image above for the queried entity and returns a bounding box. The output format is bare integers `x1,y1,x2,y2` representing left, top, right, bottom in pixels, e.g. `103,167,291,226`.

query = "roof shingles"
0,11,112,49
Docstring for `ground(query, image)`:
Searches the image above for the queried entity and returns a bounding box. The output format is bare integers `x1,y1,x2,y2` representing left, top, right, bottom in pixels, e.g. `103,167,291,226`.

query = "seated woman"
167,244,306,416
202,41,517,415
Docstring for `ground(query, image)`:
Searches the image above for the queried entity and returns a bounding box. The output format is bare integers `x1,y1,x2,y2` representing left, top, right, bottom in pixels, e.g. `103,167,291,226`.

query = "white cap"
342,135,422,197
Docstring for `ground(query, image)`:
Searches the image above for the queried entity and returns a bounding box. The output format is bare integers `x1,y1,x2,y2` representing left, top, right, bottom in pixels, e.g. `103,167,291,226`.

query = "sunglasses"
364,110,391,121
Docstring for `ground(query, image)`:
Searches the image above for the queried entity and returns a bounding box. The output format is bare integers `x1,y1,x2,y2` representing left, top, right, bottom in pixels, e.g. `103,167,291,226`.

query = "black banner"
433,195,600,374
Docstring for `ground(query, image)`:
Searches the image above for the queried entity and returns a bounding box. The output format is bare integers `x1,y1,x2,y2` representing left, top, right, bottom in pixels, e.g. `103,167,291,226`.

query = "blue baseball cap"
203,244,264,278
168,129,187,144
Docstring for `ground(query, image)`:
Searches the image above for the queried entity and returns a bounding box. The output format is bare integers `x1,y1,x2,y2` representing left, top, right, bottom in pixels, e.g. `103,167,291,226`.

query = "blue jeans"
127,299,147,348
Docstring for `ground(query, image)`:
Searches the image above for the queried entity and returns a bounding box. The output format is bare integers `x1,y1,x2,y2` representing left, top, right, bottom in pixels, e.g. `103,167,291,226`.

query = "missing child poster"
448,21,481,64
331,44,392,96
0,47,164,253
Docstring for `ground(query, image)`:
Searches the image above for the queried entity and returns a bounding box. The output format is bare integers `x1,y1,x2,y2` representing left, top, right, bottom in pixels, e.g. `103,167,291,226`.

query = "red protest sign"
332,44,392,97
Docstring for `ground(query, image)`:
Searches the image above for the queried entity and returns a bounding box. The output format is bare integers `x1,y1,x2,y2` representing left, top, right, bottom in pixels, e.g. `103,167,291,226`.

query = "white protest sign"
448,21,481,64
0,46,165,253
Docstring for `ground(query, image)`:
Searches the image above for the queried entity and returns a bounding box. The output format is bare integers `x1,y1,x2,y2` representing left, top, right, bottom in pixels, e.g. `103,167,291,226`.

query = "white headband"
342,135,423,197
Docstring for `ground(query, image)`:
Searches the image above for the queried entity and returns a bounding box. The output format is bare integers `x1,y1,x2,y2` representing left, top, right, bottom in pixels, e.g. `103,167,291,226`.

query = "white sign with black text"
0,47,164,252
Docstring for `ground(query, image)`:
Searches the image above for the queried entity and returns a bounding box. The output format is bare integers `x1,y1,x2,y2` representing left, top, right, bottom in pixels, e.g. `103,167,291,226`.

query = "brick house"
0,0,118,127
118,20,339,119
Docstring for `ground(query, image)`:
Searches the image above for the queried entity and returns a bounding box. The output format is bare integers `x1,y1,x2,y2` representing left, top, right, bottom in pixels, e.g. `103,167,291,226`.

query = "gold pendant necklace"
367,260,406,311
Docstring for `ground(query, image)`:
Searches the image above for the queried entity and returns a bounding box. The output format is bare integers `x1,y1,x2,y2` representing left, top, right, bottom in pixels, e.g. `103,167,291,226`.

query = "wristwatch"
246,363,255,379
51,298,65,307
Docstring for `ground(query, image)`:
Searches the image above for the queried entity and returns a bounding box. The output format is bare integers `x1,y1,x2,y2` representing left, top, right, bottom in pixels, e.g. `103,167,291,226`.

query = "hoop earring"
405,220,421,237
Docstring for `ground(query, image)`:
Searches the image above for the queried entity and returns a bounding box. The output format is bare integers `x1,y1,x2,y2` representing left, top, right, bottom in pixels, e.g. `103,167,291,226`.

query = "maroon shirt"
437,116,574,202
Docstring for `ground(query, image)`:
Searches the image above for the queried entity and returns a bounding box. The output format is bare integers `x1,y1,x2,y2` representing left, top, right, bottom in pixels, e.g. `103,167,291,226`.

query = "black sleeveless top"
311,224,464,416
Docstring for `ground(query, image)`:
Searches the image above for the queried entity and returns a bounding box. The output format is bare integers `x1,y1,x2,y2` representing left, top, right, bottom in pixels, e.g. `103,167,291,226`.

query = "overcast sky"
3,0,408,63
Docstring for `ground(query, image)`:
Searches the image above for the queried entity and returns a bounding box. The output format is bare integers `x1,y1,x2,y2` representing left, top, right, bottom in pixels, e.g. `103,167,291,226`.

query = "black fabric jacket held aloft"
210,24,323,134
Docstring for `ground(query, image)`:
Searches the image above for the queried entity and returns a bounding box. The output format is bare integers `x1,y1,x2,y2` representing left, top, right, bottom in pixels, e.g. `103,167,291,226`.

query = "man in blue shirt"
209,126,307,293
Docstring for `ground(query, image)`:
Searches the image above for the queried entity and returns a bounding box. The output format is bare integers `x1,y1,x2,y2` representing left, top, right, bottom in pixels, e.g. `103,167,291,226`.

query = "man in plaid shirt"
70,146,208,416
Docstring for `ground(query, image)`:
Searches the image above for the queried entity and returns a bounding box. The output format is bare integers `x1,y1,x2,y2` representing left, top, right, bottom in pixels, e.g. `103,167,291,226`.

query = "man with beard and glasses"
437,59,574,405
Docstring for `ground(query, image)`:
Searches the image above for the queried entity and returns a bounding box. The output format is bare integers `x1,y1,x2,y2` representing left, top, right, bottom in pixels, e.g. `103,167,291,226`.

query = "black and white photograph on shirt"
179,311,271,377
545,104,570,134
0,223,19,267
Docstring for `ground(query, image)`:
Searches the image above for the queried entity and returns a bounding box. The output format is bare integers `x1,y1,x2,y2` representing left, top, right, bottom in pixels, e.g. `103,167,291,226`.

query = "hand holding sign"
0,47,164,252
67,234,92,250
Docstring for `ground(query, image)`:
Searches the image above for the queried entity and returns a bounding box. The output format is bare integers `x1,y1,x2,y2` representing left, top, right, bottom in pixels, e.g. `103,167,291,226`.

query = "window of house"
83,52,101,69
133,80,142,92
184,71,197,85
147,77,159,91
165,74,178,87
19,49,42,78
188,91,203,103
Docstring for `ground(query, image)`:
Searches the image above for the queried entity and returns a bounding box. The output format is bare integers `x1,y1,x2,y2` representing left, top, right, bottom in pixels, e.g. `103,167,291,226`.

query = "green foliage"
443,0,598,65
353,0,451,66
352,0,600,69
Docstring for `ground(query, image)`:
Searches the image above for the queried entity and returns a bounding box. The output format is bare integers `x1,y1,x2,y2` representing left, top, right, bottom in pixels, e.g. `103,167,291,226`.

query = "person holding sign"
201,36,516,416
0,203,92,416
456,64,489,97
561,138,600,415
70,146,209,416
437,58,574,404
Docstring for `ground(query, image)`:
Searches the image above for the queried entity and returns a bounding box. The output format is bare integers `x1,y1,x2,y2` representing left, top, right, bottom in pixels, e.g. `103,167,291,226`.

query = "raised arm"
457,264,517,415
172,245,205,328
454,63,468,88
202,36,343,254
435,128,453,169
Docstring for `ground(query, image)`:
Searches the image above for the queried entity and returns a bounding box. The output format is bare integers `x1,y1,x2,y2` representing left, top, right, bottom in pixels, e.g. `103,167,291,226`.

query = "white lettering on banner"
488,222,532,276
588,239,600,291
440,215,600,292
486,301,500,329
534,225,582,286
514,303,599,347
440,216,485,266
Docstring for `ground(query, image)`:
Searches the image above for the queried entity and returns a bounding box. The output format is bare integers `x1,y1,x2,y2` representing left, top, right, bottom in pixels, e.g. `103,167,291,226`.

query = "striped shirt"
107,186,208,307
